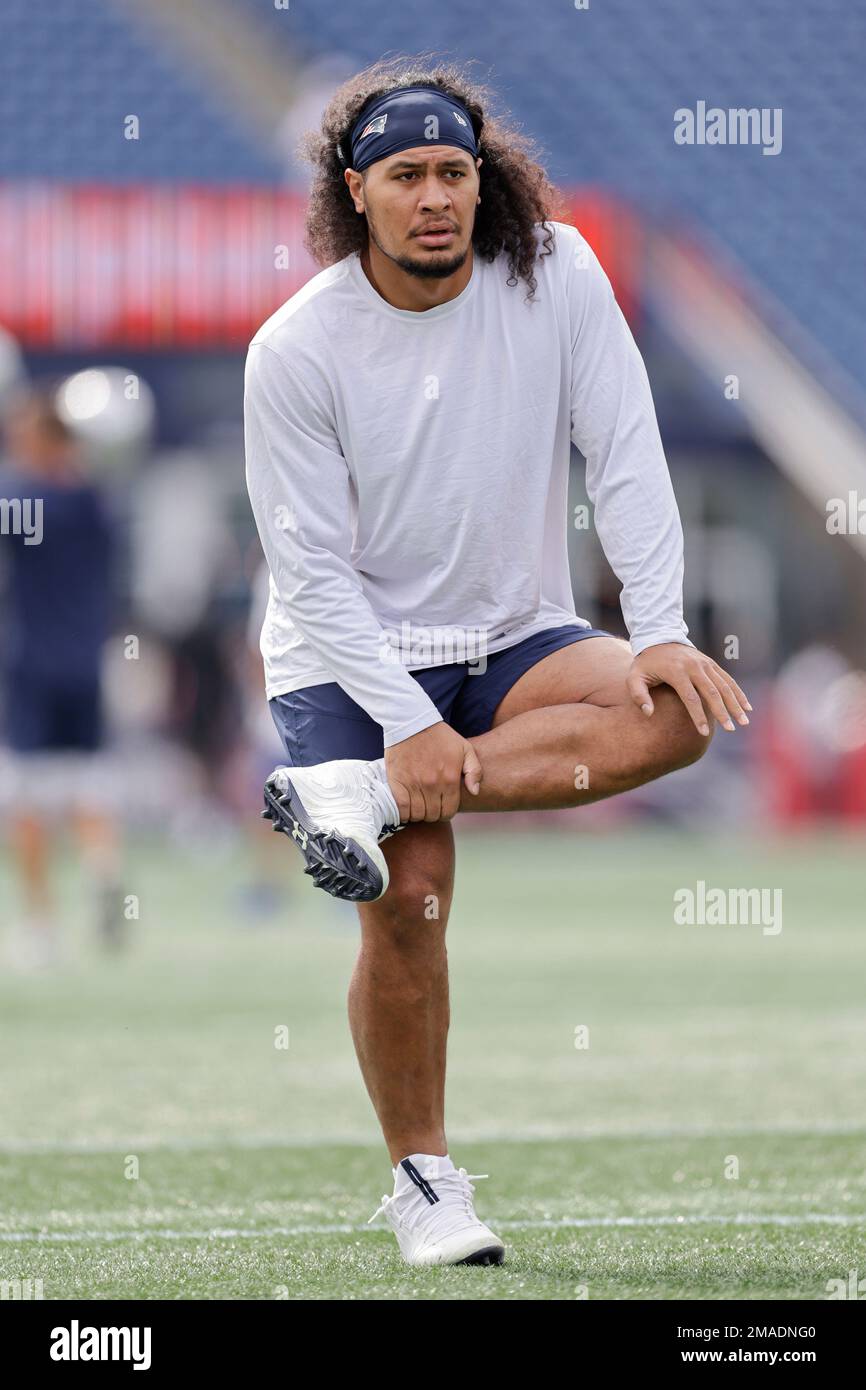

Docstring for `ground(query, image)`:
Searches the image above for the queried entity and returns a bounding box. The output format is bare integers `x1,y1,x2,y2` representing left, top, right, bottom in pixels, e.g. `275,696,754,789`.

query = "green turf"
1,826,864,1299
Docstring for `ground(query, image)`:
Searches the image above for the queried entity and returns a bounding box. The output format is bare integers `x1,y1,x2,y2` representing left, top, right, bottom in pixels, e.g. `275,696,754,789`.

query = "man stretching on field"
244,58,751,1269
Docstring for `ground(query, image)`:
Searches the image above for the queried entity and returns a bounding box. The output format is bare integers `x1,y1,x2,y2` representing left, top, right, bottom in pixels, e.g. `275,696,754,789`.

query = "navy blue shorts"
3,669,103,753
269,624,615,767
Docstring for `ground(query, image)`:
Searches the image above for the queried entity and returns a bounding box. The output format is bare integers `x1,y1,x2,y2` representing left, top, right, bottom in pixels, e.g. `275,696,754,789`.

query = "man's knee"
639,687,713,778
384,874,449,923
358,869,450,951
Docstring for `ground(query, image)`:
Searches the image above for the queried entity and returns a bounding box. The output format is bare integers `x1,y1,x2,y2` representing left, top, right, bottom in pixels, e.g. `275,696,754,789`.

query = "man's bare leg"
458,636,714,812
10,813,52,920
348,821,455,1166
348,637,717,1165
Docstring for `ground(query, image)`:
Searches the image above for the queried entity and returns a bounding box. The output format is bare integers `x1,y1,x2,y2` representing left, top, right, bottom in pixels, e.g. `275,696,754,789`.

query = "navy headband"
338,85,479,173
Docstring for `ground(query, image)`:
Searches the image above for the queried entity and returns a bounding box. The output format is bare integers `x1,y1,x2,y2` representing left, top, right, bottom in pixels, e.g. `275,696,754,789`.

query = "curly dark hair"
298,54,567,301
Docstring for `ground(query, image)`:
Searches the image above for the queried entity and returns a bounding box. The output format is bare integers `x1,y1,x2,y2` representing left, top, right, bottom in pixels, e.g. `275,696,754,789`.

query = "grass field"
1,825,864,1300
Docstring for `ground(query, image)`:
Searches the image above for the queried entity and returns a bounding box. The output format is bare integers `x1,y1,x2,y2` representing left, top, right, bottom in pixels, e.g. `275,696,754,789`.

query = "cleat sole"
455,1245,506,1267
262,779,387,902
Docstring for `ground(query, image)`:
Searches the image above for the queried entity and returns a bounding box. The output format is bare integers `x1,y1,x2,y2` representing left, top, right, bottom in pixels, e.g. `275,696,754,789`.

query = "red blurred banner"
0,184,640,349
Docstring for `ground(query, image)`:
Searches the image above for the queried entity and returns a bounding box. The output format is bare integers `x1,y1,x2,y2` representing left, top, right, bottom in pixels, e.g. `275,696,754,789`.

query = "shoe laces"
367,1168,489,1225
377,818,408,844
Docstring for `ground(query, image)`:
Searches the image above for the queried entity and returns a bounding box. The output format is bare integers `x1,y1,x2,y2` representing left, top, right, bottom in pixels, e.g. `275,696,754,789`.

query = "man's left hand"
627,643,752,735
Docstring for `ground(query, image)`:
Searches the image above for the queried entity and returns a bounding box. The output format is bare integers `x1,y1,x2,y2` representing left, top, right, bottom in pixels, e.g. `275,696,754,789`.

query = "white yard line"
1,1120,865,1155
0,1212,863,1243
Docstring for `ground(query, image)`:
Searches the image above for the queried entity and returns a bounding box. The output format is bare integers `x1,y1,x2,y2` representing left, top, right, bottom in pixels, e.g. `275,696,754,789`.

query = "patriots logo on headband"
359,113,388,140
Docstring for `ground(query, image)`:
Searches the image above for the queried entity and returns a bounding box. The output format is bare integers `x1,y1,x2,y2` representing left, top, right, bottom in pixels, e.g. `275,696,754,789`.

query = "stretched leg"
458,636,713,812
10,812,52,918
73,807,121,891
348,820,454,1166
73,807,124,946
292,638,710,1169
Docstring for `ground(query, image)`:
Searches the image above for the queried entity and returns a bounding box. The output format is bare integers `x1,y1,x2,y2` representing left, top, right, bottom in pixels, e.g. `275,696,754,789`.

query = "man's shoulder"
510,221,596,300
248,254,356,358
533,219,611,317
533,219,591,262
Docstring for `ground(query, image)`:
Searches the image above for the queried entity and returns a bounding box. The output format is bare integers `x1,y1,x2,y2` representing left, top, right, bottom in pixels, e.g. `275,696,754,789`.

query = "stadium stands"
0,0,862,401
0,0,281,181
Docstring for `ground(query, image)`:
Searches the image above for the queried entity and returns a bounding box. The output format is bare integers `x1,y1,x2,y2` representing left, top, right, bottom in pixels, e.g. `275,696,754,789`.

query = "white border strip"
1,1121,864,1155
0,1212,862,1242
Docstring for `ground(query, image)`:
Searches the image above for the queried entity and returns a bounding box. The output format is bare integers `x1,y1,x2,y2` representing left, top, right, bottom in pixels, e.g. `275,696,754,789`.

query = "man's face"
349,146,482,280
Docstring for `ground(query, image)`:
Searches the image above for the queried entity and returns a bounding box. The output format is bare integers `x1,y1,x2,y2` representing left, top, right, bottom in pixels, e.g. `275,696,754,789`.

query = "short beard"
367,220,469,280
393,247,469,280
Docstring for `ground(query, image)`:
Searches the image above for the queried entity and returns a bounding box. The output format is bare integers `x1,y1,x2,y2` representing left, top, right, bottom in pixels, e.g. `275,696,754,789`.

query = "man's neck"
360,240,473,312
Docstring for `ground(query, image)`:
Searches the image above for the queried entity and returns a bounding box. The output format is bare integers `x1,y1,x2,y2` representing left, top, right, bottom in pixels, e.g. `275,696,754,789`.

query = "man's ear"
345,168,364,214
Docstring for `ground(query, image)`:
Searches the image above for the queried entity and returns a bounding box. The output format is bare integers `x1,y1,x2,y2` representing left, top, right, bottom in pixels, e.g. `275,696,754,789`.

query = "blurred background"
0,0,864,1300
1,1,864,913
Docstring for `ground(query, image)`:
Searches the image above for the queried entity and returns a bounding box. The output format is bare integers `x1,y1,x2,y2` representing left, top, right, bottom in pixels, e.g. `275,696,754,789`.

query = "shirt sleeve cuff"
630,632,696,658
383,708,444,750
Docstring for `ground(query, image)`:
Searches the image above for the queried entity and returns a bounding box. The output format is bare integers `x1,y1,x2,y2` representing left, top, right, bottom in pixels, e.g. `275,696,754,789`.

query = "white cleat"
368,1155,506,1267
261,758,406,902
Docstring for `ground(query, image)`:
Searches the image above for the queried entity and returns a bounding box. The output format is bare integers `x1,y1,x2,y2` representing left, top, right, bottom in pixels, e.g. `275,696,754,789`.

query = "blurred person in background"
130,450,246,844
231,551,302,920
0,384,122,966
762,643,866,823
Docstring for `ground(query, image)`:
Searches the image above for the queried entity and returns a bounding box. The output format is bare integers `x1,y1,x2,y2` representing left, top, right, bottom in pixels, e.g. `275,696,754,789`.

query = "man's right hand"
384,721,483,822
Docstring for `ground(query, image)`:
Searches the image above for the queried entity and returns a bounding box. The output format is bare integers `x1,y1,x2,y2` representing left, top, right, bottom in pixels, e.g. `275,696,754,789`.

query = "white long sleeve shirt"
244,219,692,748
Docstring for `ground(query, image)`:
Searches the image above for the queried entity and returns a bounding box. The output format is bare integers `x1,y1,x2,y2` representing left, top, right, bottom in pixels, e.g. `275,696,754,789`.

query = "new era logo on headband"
452,111,468,127
359,113,388,140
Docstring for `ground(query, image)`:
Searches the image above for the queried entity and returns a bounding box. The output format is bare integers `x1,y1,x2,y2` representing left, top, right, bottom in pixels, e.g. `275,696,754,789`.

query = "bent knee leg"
357,821,453,947
638,686,714,780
